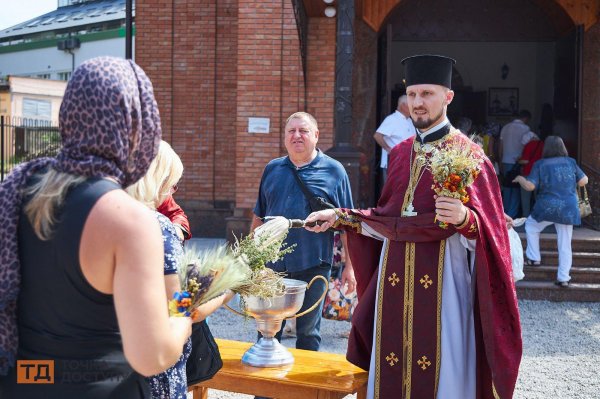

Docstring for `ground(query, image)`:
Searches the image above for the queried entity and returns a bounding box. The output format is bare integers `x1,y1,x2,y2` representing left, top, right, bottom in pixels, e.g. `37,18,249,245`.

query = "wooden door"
553,25,583,160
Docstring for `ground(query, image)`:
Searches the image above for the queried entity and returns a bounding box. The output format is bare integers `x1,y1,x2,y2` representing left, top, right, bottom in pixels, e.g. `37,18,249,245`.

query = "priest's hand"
304,209,337,233
435,196,468,226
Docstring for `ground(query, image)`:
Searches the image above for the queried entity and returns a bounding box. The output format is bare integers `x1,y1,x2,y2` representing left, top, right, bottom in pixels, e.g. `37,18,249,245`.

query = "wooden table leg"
192,385,209,399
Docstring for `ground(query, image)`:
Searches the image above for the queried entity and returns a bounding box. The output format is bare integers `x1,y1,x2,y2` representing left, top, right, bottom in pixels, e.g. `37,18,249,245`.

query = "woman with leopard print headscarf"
0,57,191,398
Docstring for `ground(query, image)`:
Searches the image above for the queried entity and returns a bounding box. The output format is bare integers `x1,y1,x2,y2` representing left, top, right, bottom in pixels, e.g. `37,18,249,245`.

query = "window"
22,98,52,119
41,17,57,25
58,72,71,81
26,19,41,28
35,74,51,79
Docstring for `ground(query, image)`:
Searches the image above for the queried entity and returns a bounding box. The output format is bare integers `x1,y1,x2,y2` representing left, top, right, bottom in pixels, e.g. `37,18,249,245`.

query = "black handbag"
290,167,335,211
186,320,222,386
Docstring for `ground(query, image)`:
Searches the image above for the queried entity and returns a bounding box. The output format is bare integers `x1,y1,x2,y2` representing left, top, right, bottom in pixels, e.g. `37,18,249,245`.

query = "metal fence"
0,115,61,181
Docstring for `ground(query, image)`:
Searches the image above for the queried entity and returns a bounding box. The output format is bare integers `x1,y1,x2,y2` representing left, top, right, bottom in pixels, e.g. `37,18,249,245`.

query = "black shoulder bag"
290,167,336,211
186,320,223,386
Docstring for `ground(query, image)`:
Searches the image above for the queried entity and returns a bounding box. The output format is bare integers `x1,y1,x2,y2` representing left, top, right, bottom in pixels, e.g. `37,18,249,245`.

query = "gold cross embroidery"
388,272,400,287
417,355,431,371
469,224,478,233
385,352,399,366
419,274,433,289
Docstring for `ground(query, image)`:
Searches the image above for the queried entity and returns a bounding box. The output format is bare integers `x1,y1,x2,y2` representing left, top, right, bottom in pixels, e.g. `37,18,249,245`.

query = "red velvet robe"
337,129,522,399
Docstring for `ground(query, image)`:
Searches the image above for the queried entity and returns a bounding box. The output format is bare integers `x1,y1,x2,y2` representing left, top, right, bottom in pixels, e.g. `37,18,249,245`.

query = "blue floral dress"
527,157,585,225
147,212,192,399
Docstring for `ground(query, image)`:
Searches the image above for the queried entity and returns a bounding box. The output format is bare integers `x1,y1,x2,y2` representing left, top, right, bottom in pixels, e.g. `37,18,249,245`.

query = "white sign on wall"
248,117,270,134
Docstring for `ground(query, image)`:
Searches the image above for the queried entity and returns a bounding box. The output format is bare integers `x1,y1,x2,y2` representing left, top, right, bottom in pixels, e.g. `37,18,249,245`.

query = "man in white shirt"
373,95,415,181
499,110,532,217
521,130,538,146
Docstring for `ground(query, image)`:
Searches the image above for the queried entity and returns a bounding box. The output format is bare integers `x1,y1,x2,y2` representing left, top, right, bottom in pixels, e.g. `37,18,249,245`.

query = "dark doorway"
372,0,578,201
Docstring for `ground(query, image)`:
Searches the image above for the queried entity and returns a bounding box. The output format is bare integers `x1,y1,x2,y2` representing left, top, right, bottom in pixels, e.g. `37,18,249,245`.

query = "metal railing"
1,115,61,181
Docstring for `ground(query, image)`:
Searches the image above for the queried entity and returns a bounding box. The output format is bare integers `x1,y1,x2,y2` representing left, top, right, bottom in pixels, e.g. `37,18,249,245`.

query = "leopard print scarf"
0,56,162,374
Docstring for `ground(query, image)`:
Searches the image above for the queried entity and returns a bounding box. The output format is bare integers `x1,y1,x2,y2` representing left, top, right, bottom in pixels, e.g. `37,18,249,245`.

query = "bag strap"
576,185,588,201
290,164,320,204
581,185,589,202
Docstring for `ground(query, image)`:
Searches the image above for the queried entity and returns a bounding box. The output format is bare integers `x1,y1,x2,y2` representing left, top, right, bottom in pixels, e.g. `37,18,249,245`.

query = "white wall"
9,76,67,122
0,37,133,80
390,41,556,129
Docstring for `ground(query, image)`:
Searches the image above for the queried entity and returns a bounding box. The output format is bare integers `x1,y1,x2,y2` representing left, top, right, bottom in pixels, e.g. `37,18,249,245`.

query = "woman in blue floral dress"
513,135,588,287
127,141,191,398
147,213,192,398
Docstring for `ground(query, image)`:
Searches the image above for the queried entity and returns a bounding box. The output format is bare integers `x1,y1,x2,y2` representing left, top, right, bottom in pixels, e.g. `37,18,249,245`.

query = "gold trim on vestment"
435,240,446,396
374,240,391,399
401,130,462,217
493,383,500,399
401,242,410,398
402,242,416,398
332,209,362,233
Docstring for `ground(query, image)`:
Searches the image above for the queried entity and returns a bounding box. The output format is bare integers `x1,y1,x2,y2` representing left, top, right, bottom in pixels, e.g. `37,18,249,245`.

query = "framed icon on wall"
488,88,519,116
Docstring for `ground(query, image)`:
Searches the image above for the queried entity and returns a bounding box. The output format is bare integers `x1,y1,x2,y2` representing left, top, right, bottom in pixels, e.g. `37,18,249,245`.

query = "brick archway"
354,0,600,228
360,0,598,33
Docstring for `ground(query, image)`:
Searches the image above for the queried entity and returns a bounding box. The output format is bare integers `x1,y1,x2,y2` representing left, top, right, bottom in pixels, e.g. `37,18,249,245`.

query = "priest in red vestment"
305,55,522,399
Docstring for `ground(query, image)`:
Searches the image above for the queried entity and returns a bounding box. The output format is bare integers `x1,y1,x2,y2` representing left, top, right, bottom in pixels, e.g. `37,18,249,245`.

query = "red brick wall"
214,0,238,203
173,0,215,203
136,0,174,147
136,0,241,236
136,1,338,234
136,0,237,207
234,0,305,210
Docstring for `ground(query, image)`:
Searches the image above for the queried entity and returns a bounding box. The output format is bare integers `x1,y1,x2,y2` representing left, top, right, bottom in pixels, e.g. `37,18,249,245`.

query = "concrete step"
536,251,600,268
516,281,600,302
522,266,600,284
519,236,600,253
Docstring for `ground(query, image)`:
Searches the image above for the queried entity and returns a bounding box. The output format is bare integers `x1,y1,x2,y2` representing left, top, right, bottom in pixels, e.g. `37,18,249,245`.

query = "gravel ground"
190,299,600,399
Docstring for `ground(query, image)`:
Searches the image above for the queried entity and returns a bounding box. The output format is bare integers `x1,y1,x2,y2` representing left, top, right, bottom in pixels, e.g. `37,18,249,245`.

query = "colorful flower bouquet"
169,246,250,318
429,139,484,228
169,217,296,318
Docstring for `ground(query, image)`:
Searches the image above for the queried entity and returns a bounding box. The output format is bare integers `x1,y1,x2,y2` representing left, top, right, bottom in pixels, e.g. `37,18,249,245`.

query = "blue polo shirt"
254,150,353,272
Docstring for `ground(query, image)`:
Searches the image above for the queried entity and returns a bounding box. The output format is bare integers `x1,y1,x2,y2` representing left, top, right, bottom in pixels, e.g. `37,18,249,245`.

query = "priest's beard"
411,108,444,130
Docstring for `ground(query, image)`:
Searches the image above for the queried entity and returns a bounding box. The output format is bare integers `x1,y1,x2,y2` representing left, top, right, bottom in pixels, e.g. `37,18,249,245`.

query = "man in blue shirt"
251,111,355,351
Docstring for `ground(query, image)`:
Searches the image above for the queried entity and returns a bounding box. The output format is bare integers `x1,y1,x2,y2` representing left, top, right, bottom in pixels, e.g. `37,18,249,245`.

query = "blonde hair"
126,140,183,209
285,112,319,132
24,169,86,240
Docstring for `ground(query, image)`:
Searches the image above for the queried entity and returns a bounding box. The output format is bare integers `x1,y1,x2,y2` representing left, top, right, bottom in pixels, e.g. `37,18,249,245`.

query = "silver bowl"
228,276,327,367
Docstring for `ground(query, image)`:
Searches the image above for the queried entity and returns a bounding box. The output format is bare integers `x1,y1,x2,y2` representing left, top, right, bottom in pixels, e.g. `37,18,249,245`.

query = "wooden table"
189,339,368,399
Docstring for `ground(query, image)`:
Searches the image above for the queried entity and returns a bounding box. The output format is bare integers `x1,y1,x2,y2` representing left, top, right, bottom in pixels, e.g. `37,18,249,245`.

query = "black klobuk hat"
401,54,456,89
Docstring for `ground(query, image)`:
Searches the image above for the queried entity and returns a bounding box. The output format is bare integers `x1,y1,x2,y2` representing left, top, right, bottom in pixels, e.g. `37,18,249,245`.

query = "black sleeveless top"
0,178,151,398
